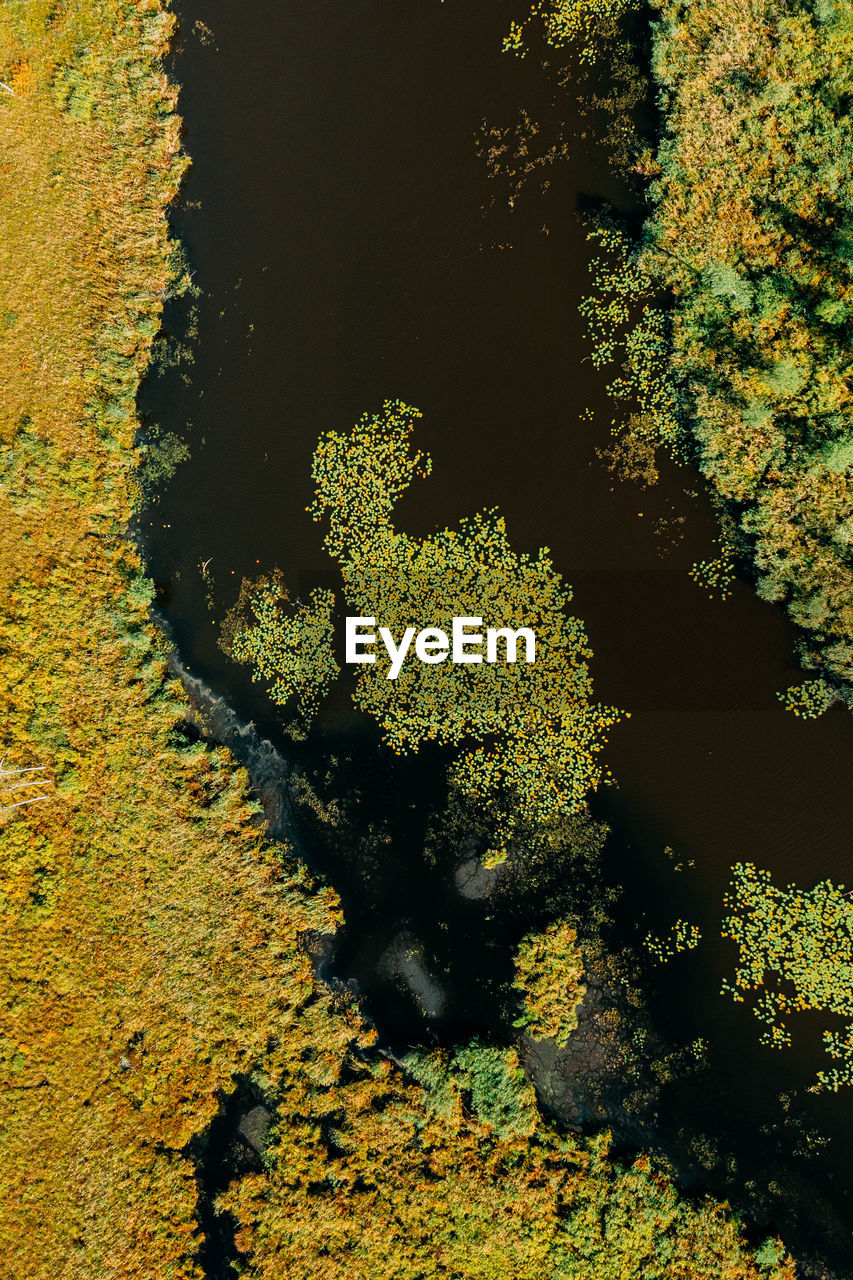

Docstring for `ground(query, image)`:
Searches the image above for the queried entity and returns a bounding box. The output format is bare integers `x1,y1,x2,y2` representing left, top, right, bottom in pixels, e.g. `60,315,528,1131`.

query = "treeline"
649,0,853,694
552,0,853,698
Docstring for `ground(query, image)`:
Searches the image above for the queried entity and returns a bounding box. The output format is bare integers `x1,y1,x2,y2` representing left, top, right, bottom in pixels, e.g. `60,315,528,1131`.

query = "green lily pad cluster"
221,570,338,728
503,0,638,62
722,862,853,1090
309,399,620,836
644,919,701,966
226,399,618,837
688,552,736,601
778,678,838,720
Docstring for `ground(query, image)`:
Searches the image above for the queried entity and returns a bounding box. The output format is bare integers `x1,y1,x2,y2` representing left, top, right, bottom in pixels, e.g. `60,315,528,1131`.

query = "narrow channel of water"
142,1,853,1269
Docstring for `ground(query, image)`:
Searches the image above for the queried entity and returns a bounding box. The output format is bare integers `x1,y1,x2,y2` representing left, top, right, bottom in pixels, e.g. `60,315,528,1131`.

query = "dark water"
143,0,853,1270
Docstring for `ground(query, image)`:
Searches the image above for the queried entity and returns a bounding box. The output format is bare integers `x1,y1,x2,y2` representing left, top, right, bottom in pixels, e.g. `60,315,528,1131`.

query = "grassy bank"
0,4,352,1272
0,1,794,1275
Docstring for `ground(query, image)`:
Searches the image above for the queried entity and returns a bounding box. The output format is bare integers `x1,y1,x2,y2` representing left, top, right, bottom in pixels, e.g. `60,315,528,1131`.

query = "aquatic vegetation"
132,427,190,505
645,919,702,965
688,552,736,601
221,570,338,728
722,863,853,1090
579,226,681,456
663,845,695,873
646,1037,708,1085
308,399,431,559
319,403,619,831
595,414,661,488
504,0,639,61
232,398,621,838
820,1026,853,1092
778,678,839,720
513,919,586,1046
475,109,572,215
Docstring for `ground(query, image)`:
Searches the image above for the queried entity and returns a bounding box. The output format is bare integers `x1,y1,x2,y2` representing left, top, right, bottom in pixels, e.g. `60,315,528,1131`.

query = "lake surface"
142,1,853,1269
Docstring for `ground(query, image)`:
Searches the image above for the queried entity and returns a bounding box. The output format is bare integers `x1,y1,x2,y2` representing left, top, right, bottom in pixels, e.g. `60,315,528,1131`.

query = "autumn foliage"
0,1,795,1276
